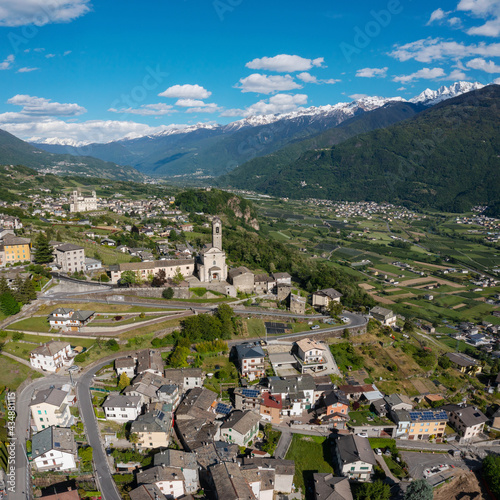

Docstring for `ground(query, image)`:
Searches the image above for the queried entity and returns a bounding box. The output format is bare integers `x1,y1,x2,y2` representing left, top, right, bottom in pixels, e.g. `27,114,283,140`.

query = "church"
197,217,228,283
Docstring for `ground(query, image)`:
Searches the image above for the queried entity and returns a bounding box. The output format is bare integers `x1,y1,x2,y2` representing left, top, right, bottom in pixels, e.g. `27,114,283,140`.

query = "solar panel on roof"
54,442,61,447
241,389,260,397
215,403,232,415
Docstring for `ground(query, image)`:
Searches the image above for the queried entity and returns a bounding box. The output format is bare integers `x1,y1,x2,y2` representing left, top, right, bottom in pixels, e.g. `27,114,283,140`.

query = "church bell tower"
212,217,222,250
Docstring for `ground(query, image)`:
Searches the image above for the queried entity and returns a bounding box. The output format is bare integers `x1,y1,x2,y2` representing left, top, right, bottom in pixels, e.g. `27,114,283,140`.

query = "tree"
0,293,20,316
151,269,166,287
172,267,184,285
342,328,350,340
482,455,500,497
216,303,235,338
438,355,451,369
354,480,391,500
404,479,432,500
0,277,9,295
106,339,120,351
118,372,130,390
403,318,415,333
33,233,54,264
120,270,137,285
162,287,174,299
328,300,343,319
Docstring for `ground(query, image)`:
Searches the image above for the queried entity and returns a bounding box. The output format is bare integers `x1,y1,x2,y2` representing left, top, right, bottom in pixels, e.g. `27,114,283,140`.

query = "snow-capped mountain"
409,81,485,105
30,81,488,177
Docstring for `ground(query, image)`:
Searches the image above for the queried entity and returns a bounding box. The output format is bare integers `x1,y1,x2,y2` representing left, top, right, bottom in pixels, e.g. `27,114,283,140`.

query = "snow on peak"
409,81,485,105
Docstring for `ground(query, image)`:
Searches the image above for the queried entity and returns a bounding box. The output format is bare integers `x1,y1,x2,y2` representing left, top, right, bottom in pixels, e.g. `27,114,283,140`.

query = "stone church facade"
197,217,228,283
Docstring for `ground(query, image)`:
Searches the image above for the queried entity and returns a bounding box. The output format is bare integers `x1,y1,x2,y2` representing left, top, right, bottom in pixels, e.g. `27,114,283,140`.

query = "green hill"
0,128,140,181
222,85,500,212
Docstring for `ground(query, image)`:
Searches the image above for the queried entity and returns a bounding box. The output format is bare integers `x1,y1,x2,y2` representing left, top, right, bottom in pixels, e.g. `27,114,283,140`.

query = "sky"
0,0,500,145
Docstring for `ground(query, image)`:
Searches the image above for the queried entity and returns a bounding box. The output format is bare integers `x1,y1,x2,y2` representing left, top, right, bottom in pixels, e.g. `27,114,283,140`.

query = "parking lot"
401,451,468,484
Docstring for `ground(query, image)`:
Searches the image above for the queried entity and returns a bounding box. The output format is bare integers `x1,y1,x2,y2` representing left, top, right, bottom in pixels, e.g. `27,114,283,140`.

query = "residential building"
238,458,295,495
334,434,376,482
136,349,164,376
315,391,349,428
228,266,255,294
443,404,488,441
338,384,383,402
233,343,266,381
39,488,80,500
31,427,77,472
0,234,31,266
30,388,73,432
129,484,165,500
154,449,199,494
163,367,203,390
130,405,173,450
84,257,102,271
156,384,181,409
220,410,260,447
54,243,86,273
47,308,95,330
209,462,256,500
312,288,343,312
313,473,353,500
124,372,170,405
136,466,185,498
370,306,397,327
30,341,75,372
295,338,326,364
272,272,292,286
115,357,136,378
175,387,217,421
265,375,316,416
392,409,448,441
102,394,142,423
445,352,482,375
234,387,262,413
108,258,195,284
260,393,282,424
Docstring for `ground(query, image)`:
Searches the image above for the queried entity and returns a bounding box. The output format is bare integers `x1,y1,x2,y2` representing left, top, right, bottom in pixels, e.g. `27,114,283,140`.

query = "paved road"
376,456,399,485
10,375,69,500
76,361,121,500
274,431,293,459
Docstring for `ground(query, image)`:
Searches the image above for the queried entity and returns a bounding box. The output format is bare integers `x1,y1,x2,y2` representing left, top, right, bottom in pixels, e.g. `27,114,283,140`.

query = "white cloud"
393,67,446,83
349,94,370,100
108,103,175,116
6,94,86,116
0,0,91,27
158,84,211,99
0,54,14,70
236,74,302,94
466,57,500,72
45,53,55,58
185,103,221,113
297,72,318,83
297,72,340,84
389,37,500,62
494,77,500,83
245,54,324,73
355,67,388,78
448,16,463,27
397,86,406,91
458,0,500,37
221,93,308,117
17,67,39,73
63,50,72,56
244,93,308,115
33,48,45,52
446,69,469,79
426,8,451,25
175,99,208,107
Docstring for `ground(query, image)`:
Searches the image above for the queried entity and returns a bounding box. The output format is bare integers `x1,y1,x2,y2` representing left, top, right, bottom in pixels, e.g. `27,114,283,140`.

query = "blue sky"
0,0,499,144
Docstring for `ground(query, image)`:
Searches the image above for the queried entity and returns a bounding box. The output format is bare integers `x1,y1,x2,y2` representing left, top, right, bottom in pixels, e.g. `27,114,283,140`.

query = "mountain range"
0,128,140,181
29,81,484,179
221,84,500,212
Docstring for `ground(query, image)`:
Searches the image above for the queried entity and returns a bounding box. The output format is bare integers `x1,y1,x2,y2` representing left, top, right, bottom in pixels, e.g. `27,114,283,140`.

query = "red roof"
262,393,282,409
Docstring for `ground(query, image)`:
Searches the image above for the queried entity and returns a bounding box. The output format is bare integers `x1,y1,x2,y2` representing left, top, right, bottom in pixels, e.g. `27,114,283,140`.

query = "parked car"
311,325,320,330
375,448,382,456
356,433,368,438
384,448,392,456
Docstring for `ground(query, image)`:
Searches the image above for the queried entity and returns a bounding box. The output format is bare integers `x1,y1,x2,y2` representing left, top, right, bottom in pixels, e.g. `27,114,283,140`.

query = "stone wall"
118,286,190,299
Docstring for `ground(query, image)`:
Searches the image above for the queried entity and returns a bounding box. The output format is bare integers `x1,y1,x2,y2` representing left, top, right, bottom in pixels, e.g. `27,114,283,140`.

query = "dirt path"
401,277,464,288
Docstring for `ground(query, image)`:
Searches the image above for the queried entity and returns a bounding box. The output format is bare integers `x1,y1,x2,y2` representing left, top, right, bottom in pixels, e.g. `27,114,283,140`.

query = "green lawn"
285,434,334,495
0,356,43,389
7,316,51,332
348,410,393,427
246,318,265,338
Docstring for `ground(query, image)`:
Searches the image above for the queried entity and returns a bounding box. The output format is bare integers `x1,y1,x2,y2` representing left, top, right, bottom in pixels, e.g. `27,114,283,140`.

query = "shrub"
162,287,174,299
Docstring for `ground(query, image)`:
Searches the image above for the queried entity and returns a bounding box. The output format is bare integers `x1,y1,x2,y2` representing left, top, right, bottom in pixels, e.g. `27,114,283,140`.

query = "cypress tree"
33,234,54,264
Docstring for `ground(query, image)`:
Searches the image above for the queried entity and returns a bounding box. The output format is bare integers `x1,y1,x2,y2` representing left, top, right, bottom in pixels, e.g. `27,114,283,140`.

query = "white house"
233,343,266,381
334,434,376,482
295,338,326,364
370,306,397,327
30,388,74,432
30,341,75,373
115,357,136,378
136,466,185,498
31,427,77,472
444,404,488,442
84,257,102,271
219,410,260,447
102,394,142,423
47,308,95,331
